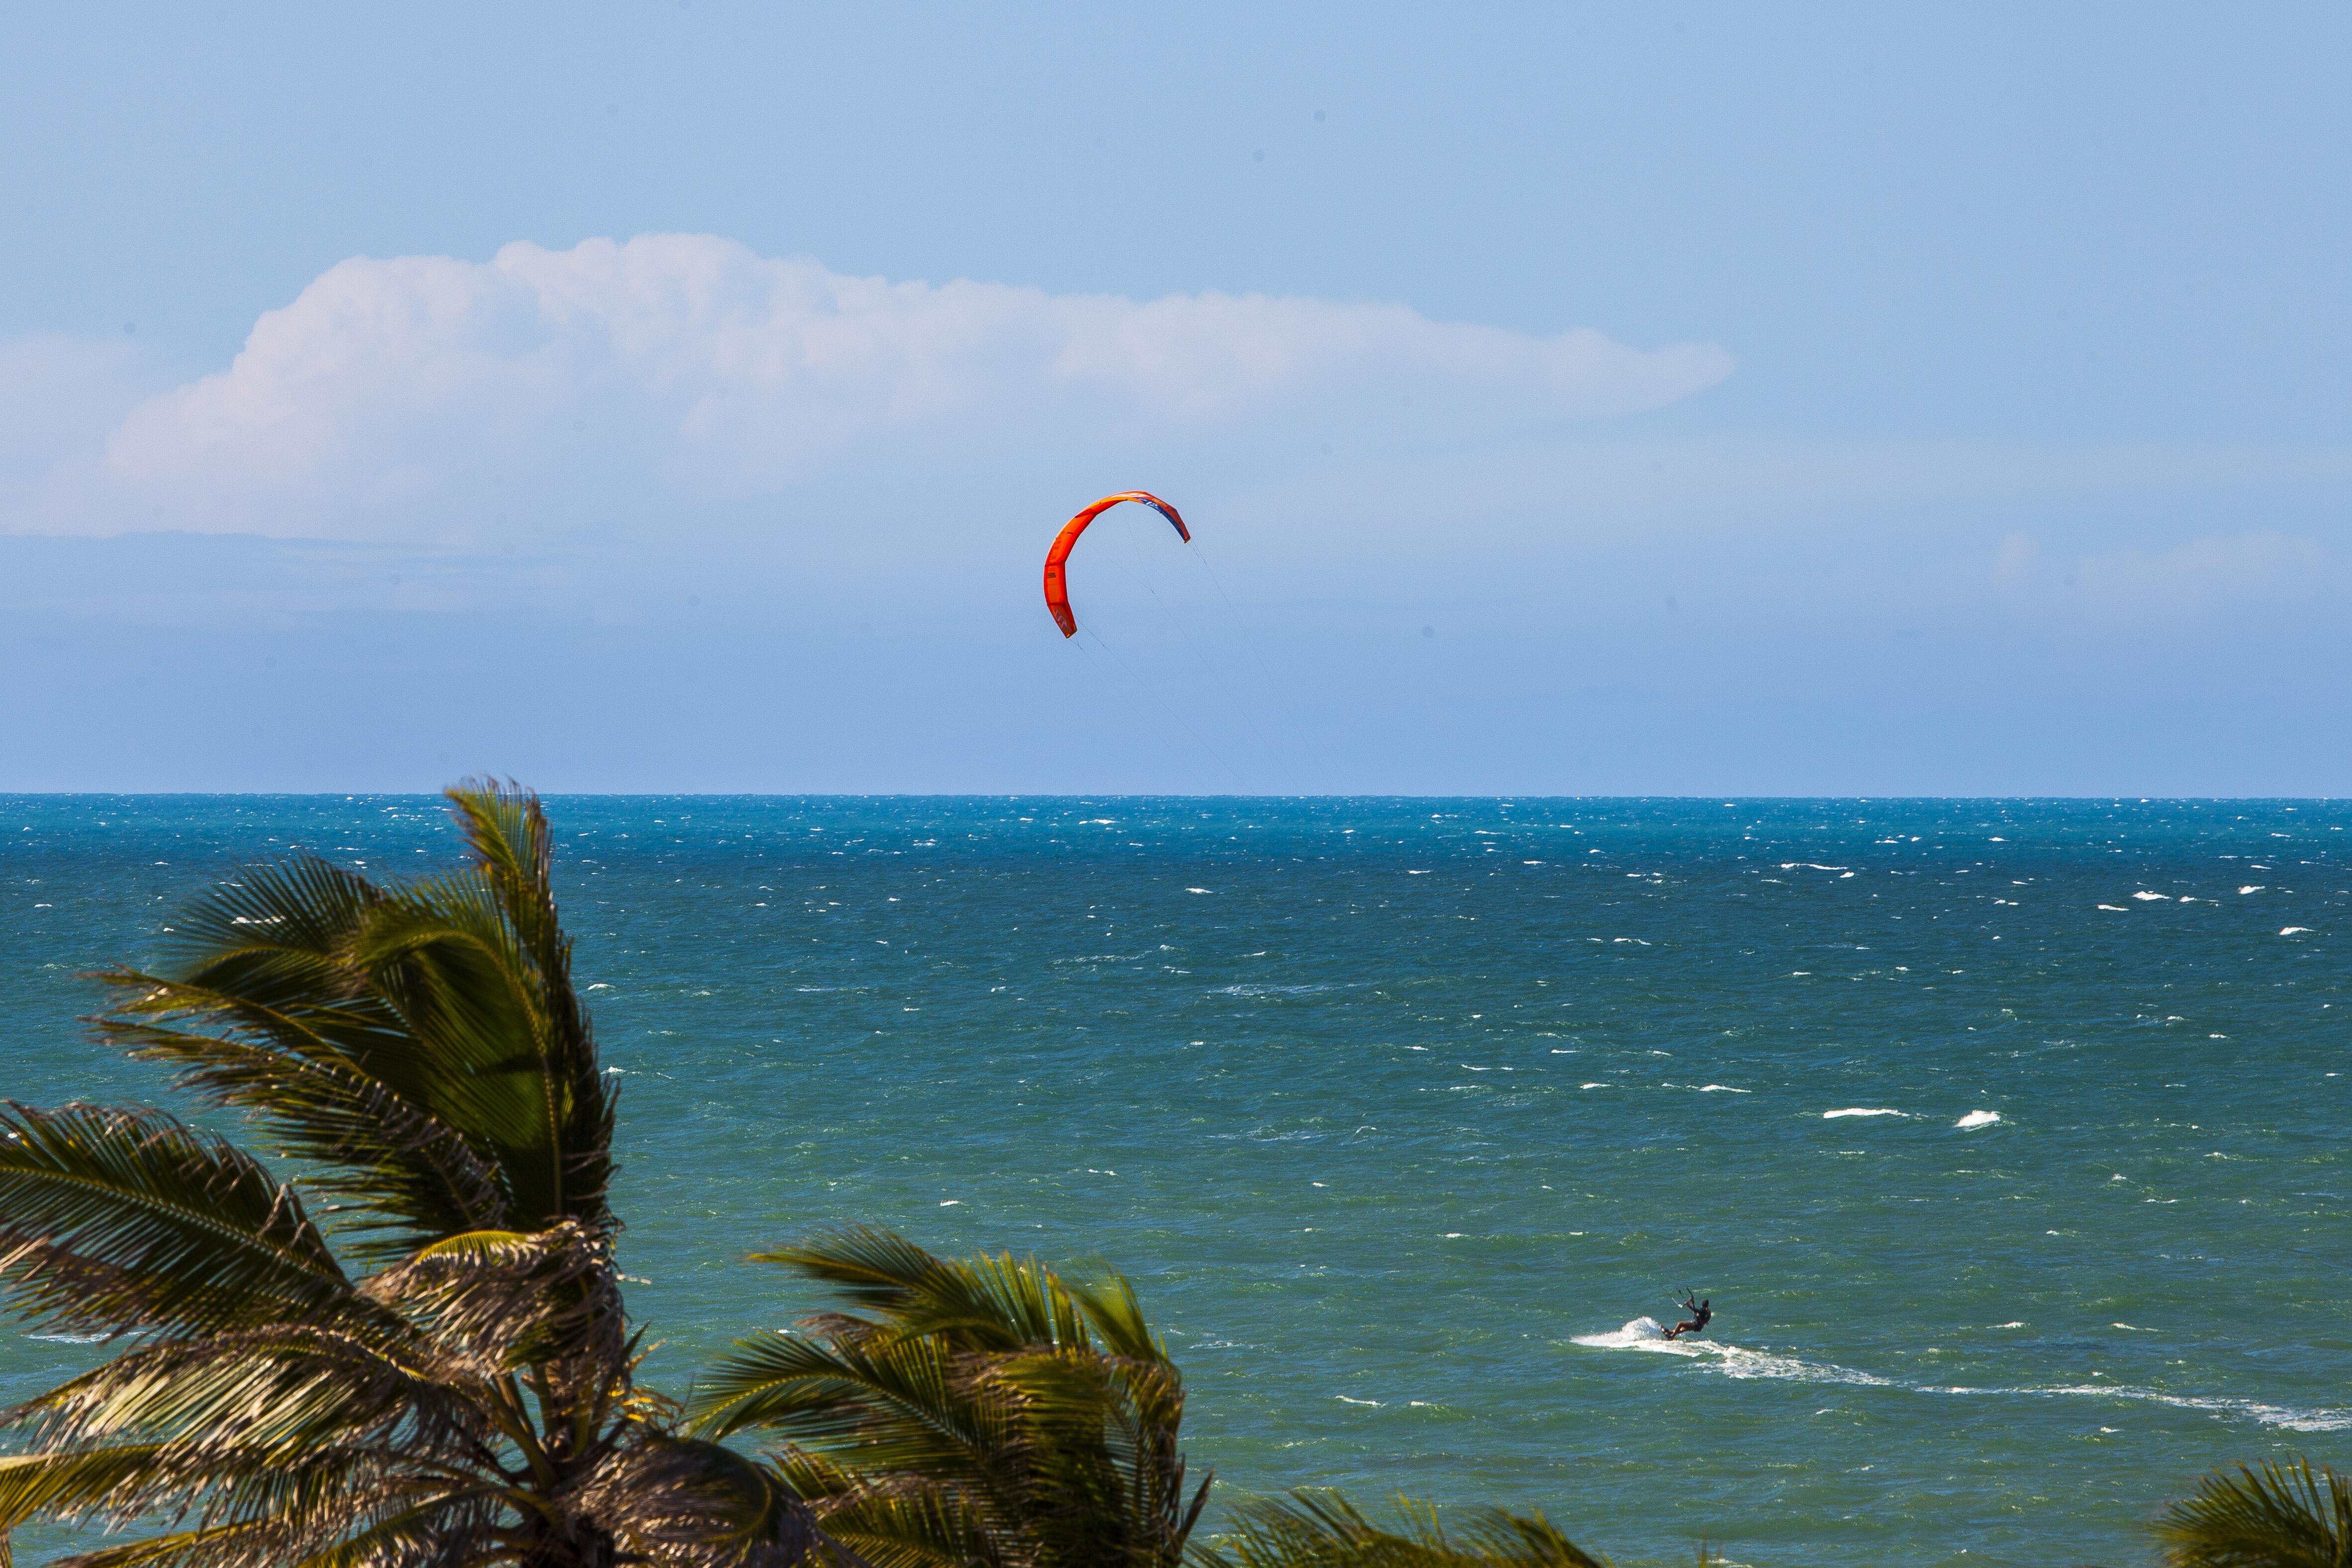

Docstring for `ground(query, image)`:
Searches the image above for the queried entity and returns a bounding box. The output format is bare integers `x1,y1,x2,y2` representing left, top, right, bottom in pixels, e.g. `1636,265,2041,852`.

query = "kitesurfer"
1662,1292,1712,1341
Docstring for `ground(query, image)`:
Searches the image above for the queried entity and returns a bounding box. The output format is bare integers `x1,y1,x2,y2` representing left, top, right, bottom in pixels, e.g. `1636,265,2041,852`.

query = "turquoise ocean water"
2,796,2346,1567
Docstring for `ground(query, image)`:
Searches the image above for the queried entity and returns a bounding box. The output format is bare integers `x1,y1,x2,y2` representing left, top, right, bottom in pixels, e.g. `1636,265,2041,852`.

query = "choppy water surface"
2,796,2346,1568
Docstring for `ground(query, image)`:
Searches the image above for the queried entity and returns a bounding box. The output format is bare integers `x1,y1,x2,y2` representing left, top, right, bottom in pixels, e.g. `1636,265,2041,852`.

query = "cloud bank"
5,235,1732,544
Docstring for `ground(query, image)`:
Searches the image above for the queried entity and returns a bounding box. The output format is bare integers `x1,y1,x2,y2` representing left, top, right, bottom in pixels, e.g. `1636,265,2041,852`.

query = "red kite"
1041,491,1190,638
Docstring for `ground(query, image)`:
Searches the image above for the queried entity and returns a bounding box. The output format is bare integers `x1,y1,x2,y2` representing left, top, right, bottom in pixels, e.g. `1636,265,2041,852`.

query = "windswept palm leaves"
2156,1460,2352,1568
0,782,823,1568
1195,1492,1604,1568
692,1228,1209,1568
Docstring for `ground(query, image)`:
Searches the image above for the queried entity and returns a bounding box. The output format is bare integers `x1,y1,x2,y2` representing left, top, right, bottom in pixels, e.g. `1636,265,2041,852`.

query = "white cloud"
2075,530,2327,606
5,235,1731,543
1992,527,2328,611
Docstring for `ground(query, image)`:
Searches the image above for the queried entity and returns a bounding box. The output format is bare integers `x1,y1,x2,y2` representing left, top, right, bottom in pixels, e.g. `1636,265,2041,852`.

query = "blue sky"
3,3,2346,793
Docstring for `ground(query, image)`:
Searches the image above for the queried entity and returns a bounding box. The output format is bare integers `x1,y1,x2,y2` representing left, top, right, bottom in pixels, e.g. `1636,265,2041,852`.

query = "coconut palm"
1194,1491,1604,1568
0,782,823,1568
690,1228,1209,1568
2155,1459,2352,1568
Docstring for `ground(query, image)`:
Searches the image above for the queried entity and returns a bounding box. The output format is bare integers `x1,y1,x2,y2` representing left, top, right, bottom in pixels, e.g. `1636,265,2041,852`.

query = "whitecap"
2132,891,2170,901
1334,1395,1383,1406
26,1332,107,1344
2282,927,2315,936
1954,1110,2003,1129
1697,1084,1750,1093
1185,887,1214,894
2098,904,2129,911
1824,1108,1905,1119
2240,885,2265,894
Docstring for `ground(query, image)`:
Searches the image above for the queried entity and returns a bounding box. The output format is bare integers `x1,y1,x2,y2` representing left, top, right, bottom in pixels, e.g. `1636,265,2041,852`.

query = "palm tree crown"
692,1227,1209,1568
0,782,816,1568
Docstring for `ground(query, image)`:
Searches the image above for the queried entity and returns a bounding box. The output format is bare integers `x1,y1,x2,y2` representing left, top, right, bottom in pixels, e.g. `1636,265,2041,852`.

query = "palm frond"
1196,1491,1605,1568
441,778,612,1233
0,1446,166,1545
0,1437,488,1568
0,1103,351,1337
45,1514,300,1568
6,1327,473,1467
87,780,612,1251
98,1009,509,1259
755,1230,1090,1356
364,1221,625,1394
585,1436,832,1568
704,1230,1200,1568
767,1451,997,1568
693,1329,1016,1481
2155,1459,2352,1568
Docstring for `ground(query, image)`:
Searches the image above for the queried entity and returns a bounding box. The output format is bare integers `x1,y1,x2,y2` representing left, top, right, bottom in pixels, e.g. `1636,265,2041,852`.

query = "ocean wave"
1955,1110,2002,1129
1824,1108,1906,1119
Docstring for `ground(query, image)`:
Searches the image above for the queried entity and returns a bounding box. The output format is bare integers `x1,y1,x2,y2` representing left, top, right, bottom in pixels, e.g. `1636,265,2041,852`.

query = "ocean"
2,795,2345,1568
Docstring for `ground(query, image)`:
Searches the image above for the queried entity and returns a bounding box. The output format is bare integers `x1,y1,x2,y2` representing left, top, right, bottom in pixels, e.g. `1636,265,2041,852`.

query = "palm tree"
2155,1459,2352,1568
1194,1491,1604,1568
0,782,822,1568
690,1228,1209,1568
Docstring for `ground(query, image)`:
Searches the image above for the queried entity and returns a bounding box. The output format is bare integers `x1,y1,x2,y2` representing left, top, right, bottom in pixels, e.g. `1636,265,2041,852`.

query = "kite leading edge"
1042,491,1190,638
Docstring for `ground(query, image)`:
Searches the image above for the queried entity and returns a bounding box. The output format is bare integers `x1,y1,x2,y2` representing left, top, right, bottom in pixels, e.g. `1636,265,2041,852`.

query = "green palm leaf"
768,1451,994,1568
1196,1492,1605,1568
0,1103,349,1336
90,779,614,1253
2156,1460,2352,1568
696,1230,1205,1568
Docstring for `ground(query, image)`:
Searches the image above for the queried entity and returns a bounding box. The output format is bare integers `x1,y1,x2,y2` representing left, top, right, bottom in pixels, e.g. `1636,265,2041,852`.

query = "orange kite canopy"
1041,491,1191,638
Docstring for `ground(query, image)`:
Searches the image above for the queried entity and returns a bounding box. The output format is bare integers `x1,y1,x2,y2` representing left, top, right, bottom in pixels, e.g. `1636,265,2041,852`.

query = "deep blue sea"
3,796,2346,1568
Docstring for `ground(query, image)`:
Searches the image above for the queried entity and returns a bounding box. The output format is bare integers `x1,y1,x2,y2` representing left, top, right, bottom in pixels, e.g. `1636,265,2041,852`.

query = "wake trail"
1569,1317,2352,1432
